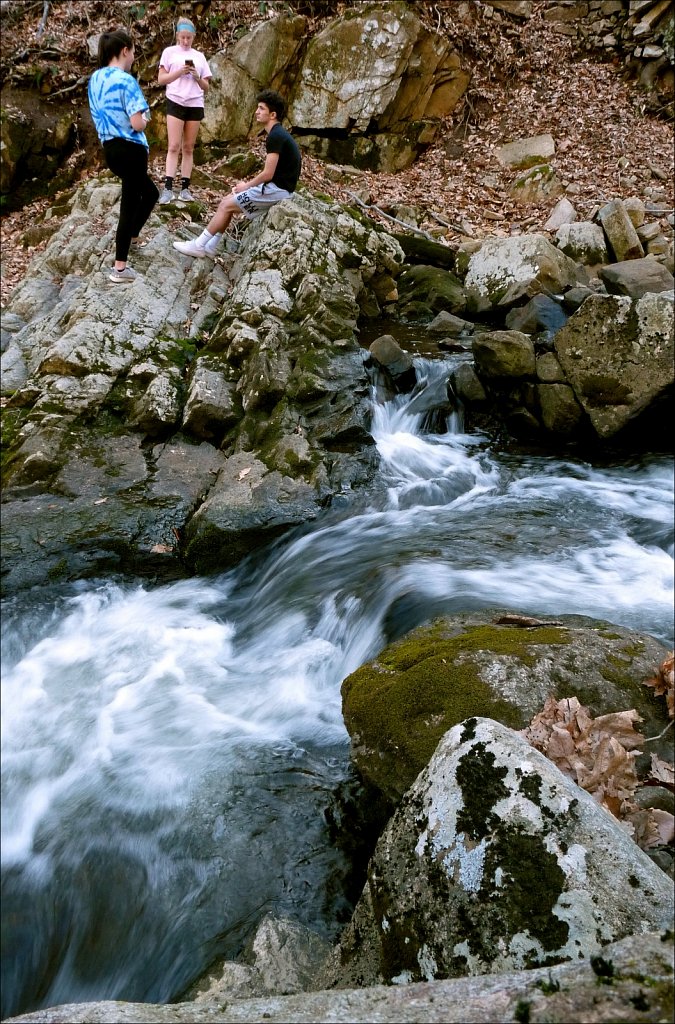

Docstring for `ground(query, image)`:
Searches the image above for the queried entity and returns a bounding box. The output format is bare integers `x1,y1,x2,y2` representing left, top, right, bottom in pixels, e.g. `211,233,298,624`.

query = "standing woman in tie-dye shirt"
88,30,159,283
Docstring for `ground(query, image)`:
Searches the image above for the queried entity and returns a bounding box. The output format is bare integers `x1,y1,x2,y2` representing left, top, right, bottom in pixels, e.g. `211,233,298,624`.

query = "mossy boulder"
324,719,674,987
552,292,675,439
394,264,466,320
341,611,672,805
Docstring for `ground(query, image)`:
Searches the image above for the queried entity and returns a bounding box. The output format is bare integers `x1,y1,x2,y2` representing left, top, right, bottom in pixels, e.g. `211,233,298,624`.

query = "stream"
2,359,673,1018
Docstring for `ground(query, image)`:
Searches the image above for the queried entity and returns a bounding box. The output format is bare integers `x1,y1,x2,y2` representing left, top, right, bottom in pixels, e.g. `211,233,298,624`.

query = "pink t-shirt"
160,45,211,108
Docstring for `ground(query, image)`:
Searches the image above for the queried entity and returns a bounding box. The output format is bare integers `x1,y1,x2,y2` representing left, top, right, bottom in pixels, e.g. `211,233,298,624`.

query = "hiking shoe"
158,188,174,205
109,266,137,283
178,188,194,201
173,238,206,258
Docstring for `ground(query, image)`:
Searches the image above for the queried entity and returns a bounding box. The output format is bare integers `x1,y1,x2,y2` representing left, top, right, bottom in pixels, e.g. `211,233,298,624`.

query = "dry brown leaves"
523,687,674,852
643,652,675,719
1,1,674,308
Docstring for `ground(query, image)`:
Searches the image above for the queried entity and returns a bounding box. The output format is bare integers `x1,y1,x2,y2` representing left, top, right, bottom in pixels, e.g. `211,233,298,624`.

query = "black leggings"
103,138,159,262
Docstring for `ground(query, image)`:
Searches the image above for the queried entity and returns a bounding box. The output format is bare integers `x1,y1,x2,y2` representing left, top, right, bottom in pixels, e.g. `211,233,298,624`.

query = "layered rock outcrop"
0,179,404,592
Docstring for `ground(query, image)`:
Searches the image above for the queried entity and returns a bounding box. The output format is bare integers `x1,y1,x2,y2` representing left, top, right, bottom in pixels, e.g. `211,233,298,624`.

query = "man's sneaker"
109,266,137,283
158,189,174,205
173,238,206,258
178,188,194,201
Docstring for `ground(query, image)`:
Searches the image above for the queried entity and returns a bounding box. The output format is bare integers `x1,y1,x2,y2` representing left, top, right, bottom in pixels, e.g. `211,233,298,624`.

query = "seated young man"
173,89,301,258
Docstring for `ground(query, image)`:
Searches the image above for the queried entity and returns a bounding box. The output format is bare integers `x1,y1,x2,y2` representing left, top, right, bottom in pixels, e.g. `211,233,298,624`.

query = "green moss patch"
456,743,509,840
480,824,569,957
342,622,572,798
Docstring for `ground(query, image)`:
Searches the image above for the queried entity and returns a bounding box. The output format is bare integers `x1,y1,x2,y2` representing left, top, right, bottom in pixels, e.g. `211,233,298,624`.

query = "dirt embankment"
1,0,673,305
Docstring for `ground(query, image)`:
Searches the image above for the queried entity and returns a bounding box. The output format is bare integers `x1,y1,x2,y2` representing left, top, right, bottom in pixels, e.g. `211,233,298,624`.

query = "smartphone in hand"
185,59,194,67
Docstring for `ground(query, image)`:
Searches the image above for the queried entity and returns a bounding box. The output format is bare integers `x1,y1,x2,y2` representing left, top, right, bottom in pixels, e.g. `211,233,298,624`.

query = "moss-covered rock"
341,611,672,804
325,719,674,988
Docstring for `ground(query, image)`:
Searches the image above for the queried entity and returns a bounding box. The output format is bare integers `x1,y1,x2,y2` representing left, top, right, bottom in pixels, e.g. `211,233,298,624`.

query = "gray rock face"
464,235,580,313
183,913,332,1004
0,179,405,592
3,932,672,1021
326,719,674,988
599,256,675,298
183,453,322,574
553,291,674,438
182,359,240,440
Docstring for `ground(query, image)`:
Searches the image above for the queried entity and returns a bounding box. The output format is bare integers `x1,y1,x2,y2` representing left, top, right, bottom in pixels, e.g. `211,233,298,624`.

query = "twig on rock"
344,189,449,245
643,719,674,743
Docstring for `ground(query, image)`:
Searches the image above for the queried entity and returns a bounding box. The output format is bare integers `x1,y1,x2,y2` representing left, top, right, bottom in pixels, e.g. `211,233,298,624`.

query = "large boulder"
471,330,536,379
325,719,674,988
0,94,80,206
288,2,469,171
201,15,307,146
599,256,675,299
553,292,674,438
598,198,644,262
340,611,672,805
464,235,580,313
496,133,555,169
555,222,609,265
394,264,466,319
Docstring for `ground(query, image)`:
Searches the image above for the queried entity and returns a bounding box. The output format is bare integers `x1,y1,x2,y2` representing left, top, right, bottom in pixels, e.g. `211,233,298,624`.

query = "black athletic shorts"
165,99,204,122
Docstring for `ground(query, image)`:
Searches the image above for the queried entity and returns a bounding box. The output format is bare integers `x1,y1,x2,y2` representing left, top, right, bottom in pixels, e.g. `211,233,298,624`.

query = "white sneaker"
178,188,194,201
173,238,207,258
109,266,137,283
158,189,174,205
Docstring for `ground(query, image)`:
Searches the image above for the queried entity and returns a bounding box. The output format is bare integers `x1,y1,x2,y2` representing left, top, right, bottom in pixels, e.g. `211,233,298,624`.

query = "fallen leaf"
238,467,251,480
648,754,675,791
93,497,108,505
150,544,173,554
642,653,674,719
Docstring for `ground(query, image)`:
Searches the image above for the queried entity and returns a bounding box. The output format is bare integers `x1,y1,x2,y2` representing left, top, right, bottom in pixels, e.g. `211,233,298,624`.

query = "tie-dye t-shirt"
88,67,149,149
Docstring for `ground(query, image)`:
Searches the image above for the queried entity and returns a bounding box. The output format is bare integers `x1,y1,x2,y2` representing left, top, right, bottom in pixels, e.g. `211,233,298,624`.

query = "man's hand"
232,181,248,194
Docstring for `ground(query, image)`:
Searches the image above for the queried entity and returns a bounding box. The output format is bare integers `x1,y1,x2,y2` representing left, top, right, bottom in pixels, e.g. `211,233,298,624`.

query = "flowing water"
2,359,673,1018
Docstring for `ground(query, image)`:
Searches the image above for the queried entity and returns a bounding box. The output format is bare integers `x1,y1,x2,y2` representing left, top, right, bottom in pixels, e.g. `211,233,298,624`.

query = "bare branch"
47,74,88,99
344,189,449,245
643,720,674,743
35,0,49,40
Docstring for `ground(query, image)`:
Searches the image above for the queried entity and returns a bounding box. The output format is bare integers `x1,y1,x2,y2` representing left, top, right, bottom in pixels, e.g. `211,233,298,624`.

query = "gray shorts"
233,183,291,219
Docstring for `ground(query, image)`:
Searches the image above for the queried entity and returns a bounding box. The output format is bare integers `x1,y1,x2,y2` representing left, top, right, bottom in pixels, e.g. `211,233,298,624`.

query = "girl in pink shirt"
157,18,212,203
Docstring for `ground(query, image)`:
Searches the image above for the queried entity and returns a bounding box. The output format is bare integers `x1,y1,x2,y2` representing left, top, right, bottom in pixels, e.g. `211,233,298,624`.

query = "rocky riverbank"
1,174,673,595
